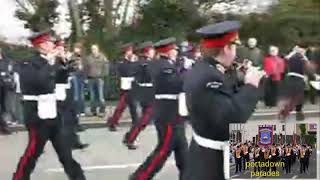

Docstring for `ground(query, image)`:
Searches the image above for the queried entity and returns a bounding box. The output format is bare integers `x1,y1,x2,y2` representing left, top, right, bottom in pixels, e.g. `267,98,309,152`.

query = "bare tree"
68,0,84,39
104,0,115,34
121,0,133,26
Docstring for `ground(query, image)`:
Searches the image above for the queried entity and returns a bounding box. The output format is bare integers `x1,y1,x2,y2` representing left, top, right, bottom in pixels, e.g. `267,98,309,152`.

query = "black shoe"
0,127,12,135
107,123,117,132
127,143,138,150
76,125,86,132
72,143,89,150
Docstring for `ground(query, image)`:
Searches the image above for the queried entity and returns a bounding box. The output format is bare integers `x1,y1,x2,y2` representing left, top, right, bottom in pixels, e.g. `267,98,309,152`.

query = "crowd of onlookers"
0,43,112,129
0,37,319,128
230,142,314,175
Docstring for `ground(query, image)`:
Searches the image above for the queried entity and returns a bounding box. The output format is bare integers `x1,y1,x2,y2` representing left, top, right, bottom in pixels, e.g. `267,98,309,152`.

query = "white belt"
56,83,71,90
155,94,178,100
138,83,153,87
287,72,304,79
22,94,57,119
121,77,135,90
193,131,230,180
22,93,56,101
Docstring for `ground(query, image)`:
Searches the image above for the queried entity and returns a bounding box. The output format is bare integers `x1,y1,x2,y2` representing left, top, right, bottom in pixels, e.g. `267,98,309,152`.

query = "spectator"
70,44,86,116
238,37,264,67
263,46,286,107
0,49,19,124
83,44,109,116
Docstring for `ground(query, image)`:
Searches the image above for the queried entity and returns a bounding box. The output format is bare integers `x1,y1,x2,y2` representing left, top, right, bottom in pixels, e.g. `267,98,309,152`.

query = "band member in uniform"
130,37,188,180
280,145,286,171
123,41,156,150
298,144,307,174
305,145,311,172
0,51,15,135
54,40,89,150
242,143,250,171
284,145,292,174
107,43,139,131
279,44,309,120
183,21,265,180
270,144,279,171
12,32,86,180
234,145,242,173
262,146,271,172
253,145,262,172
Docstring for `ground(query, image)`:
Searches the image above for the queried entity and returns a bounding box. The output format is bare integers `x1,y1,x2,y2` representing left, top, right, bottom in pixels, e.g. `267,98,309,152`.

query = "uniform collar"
204,57,226,74
160,55,175,64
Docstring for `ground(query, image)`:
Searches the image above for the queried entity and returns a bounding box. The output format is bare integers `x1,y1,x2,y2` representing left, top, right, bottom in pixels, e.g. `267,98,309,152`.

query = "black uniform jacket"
184,57,259,141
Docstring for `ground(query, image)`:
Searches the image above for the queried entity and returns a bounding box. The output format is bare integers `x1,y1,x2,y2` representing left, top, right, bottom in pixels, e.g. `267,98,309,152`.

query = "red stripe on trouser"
137,124,173,180
279,94,303,118
13,127,37,180
127,106,153,143
111,91,128,125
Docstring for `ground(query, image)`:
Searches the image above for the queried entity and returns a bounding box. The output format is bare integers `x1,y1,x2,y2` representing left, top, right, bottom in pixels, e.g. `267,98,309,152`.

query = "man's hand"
244,67,265,88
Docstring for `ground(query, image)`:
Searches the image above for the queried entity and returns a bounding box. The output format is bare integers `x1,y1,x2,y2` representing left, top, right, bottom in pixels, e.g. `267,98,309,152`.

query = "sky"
0,0,30,44
0,0,275,45
0,0,136,45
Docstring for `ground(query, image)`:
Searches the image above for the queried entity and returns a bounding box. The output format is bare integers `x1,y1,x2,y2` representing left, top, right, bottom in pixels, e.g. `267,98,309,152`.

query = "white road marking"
230,174,239,178
292,175,298,179
46,161,175,173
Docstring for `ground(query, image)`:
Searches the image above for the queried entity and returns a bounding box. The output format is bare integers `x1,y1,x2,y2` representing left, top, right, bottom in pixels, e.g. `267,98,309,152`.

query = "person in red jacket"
263,46,286,107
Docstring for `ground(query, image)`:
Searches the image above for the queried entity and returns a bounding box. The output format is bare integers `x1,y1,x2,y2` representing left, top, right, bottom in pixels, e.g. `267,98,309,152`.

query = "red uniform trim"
14,127,38,180
137,124,173,180
127,106,153,143
31,34,51,46
200,31,238,48
110,91,128,125
156,44,176,53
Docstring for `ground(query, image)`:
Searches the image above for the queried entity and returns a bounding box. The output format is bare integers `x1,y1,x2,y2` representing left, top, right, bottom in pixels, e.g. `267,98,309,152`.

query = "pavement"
7,101,320,131
1,116,319,180
1,126,188,180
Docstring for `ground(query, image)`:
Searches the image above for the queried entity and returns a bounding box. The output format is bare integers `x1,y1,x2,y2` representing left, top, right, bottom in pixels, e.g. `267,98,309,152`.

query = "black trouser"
12,121,85,180
0,86,8,131
264,78,279,107
263,159,270,172
300,158,306,173
270,156,277,171
127,90,139,124
254,158,260,172
285,156,291,173
108,90,138,126
124,100,153,144
131,121,187,180
281,157,285,171
242,154,249,170
58,104,82,147
235,157,242,173
0,115,8,131
305,157,310,170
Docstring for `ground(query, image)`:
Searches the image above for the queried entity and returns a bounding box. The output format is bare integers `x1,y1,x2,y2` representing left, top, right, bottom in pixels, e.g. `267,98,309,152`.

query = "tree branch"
15,0,32,13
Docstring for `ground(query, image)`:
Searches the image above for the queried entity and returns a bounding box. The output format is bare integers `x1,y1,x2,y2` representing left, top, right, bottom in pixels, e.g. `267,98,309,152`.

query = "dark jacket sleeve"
205,82,259,125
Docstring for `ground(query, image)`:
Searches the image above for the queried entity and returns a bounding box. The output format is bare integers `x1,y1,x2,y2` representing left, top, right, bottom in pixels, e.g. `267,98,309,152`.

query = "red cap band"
55,40,65,48
143,46,153,54
201,31,239,48
123,46,133,53
31,33,51,46
156,44,176,53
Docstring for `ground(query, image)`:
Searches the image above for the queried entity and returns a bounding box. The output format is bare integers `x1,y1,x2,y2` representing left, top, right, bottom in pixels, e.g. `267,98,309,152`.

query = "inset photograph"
229,123,317,179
